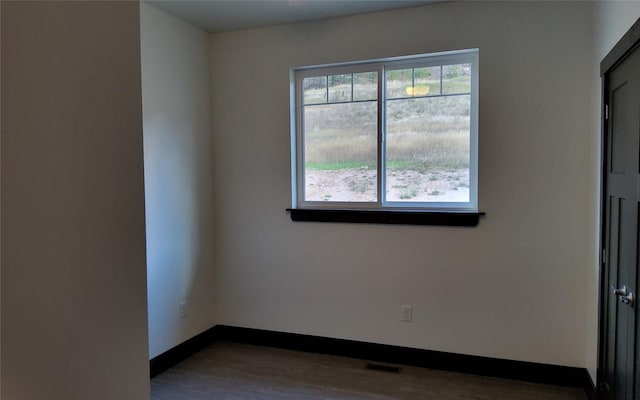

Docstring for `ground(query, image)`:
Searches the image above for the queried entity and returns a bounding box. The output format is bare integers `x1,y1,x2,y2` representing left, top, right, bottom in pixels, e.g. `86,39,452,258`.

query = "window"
290,49,479,221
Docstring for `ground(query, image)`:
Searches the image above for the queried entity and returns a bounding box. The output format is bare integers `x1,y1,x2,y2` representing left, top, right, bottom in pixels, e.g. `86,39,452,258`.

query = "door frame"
598,17,640,398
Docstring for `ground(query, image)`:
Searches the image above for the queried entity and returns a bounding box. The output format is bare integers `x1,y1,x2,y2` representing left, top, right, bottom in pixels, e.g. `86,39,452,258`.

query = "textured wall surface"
1,2,150,398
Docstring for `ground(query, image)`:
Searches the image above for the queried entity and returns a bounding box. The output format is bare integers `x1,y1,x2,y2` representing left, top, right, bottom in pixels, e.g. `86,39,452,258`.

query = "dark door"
601,42,640,400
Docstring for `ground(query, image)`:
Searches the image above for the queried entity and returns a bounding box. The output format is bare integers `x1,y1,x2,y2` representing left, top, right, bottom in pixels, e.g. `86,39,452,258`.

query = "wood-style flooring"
151,341,588,400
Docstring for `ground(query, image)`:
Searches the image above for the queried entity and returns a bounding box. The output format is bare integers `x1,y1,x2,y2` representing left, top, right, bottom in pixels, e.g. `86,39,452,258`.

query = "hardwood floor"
151,341,588,400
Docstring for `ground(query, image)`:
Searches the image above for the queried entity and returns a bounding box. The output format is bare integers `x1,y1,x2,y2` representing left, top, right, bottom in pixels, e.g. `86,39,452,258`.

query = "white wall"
595,1,640,59
1,1,3,391
210,1,594,368
1,2,149,399
587,0,640,384
141,3,216,359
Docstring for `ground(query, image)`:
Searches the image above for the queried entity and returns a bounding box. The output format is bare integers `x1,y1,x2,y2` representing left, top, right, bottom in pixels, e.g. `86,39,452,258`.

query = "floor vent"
365,363,401,373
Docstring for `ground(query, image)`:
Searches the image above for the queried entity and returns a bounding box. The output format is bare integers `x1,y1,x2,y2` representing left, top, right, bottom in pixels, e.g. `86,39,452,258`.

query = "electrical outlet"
180,301,188,319
402,305,412,322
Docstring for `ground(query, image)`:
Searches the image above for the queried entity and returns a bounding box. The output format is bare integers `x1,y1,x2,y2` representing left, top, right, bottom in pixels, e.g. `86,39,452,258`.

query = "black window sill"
286,208,485,227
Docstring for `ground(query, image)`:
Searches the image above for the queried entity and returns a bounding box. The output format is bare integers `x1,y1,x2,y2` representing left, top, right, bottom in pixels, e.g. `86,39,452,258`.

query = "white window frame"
290,49,479,212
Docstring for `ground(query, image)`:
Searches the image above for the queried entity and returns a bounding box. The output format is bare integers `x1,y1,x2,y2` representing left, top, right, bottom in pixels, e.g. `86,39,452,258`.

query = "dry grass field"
302,76,471,203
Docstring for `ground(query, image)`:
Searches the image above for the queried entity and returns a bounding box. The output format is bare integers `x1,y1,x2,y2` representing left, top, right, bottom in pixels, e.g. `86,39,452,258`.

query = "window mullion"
351,73,354,101
378,66,385,208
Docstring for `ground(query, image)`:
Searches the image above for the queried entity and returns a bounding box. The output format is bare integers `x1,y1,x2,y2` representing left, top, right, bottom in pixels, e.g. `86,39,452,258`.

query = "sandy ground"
305,168,469,203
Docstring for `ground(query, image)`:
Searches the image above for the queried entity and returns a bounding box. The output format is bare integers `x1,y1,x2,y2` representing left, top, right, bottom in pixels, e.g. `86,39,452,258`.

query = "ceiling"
146,0,441,33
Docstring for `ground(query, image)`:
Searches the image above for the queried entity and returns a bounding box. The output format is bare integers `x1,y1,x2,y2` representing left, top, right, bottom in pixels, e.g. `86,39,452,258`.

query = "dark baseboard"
149,325,220,378
584,376,598,400
151,324,596,398
215,325,589,388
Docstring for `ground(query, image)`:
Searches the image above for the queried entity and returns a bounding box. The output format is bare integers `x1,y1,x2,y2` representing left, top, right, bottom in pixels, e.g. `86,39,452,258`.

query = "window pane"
414,66,441,96
442,64,471,94
385,68,413,99
328,74,352,103
353,72,377,101
303,76,327,105
385,95,470,202
304,101,377,202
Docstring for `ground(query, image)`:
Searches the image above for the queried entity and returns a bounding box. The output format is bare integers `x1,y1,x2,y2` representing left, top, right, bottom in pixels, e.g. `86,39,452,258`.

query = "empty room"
2,1,640,399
